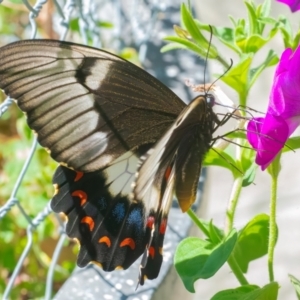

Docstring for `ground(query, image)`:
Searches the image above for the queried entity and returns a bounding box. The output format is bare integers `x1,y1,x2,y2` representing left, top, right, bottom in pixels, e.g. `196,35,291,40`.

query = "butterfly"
0,39,220,285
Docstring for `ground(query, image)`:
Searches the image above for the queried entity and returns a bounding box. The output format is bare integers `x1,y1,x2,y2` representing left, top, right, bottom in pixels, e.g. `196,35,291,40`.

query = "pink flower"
277,0,300,12
247,45,300,170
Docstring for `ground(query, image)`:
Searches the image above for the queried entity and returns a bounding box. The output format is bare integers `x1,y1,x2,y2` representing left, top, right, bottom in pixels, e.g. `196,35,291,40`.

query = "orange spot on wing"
148,246,155,259
146,216,155,229
71,190,87,206
164,166,172,180
120,238,136,250
159,218,168,234
99,236,111,247
81,216,94,231
74,171,84,182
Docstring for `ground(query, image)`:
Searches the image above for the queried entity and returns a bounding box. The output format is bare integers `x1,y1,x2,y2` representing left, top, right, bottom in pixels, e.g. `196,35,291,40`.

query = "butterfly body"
0,40,218,285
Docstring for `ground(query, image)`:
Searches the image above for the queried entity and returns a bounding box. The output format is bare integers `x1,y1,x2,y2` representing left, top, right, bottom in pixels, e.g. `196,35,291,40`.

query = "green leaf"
163,36,208,57
245,1,259,35
226,131,247,140
208,220,224,245
293,29,300,51
175,229,237,293
261,0,271,18
255,5,266,33
289,274,300,300
244,29,277,54
180,3,218,58
267,151,281,178
249,49,279,89
234,214,277,273
161,42,189,53
211,282,278,300
211,285,259,300
211,26,241,54
278,16,294,48
280,28,292,49
196,219,224,243
229,15,237,27
234,18,246,39
279,15,293,39
246,282,279,299
242,162,257,187
203,147,239,178
174,25,191,39
181,3,206,44
219,54,253,103
260,16,278,26
284,136,300,152
239,142,257,186
244,35,266,53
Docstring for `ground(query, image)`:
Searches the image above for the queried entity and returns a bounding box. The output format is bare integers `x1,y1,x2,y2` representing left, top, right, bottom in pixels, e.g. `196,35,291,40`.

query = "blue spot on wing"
112,202,126,223
97,196,107,210
127,207,144,228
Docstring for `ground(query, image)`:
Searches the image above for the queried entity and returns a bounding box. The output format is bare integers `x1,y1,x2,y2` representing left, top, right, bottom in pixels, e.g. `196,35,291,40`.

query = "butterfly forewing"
0,40,185,172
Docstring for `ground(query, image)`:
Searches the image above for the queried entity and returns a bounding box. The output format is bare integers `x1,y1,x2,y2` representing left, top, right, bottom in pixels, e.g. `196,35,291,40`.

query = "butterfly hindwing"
138,213,168,285
51,149,152,270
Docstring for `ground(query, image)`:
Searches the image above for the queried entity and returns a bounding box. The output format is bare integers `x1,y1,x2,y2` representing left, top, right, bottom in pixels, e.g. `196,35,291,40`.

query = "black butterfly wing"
0,39,185,172
51,148,152,271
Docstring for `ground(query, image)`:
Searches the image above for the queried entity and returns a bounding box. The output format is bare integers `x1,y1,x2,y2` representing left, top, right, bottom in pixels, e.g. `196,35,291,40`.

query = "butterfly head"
205,93,215,107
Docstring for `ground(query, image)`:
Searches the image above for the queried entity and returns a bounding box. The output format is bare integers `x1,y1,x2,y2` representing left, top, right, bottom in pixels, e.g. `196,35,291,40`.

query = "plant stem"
188,203,248,286
239,90,249,108
268,170,278,282
187,209,210,238
227,255,249,285
225,176,243,235
267,154,281,282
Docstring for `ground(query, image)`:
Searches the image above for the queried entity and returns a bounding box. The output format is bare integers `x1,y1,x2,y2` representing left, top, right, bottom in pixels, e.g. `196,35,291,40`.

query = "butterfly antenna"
203,25,214,95
207,58,233,93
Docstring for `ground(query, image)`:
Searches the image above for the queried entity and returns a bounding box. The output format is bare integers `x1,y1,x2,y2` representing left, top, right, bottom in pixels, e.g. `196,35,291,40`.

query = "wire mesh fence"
0,0,206,299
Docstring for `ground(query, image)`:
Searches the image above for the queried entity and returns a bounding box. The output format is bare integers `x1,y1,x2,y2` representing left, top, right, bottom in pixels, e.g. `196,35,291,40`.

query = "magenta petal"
286,115,300,135
277,0,300,12
270,74,300,119
274,48,292,77
247,117,264,149
268,47,300,119
255,114,289,170
247,44,300,170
